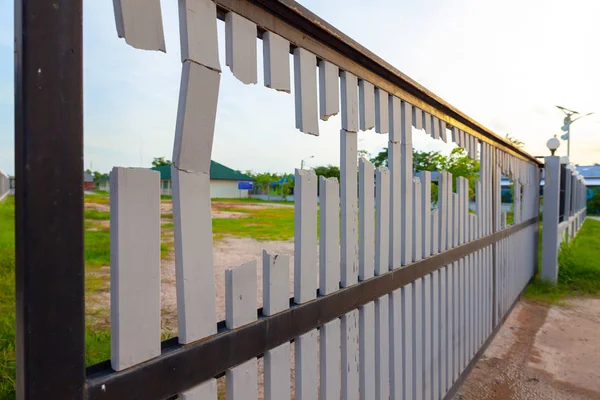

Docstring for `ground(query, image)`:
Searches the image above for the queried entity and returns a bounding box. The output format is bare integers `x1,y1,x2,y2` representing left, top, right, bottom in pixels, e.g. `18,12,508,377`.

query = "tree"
505,134,525,149
313,165,340,180
152,157,172,167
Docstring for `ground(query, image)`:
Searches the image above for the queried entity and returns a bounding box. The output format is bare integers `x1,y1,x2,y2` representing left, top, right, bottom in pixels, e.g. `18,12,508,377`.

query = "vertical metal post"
15,1,85,399
541,156,561,284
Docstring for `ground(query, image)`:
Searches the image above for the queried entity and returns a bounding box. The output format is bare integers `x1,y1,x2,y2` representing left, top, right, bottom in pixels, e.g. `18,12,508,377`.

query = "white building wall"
210,180,248,198
98,179,250,199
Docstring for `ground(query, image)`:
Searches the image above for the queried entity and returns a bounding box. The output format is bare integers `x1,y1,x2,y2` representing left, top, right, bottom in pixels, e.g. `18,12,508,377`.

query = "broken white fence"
14,1,543,399
0,170,8,202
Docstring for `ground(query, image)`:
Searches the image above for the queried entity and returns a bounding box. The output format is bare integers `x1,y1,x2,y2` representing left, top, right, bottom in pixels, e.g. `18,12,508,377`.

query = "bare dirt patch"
455,299,600,400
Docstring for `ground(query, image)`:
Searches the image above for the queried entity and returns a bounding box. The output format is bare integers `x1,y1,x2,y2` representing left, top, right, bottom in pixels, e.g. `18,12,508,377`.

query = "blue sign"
238,181,253,190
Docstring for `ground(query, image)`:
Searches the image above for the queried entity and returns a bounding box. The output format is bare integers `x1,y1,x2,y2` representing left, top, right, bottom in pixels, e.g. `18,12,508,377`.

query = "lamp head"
546,137,560,155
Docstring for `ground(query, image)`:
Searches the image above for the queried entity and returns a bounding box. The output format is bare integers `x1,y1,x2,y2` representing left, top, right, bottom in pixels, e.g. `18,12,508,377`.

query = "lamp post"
541,136,562,283
556,105,593,159
300,155,314,170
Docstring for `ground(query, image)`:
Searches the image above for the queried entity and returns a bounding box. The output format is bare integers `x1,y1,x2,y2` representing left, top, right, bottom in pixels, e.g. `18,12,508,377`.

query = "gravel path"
455,299,600,400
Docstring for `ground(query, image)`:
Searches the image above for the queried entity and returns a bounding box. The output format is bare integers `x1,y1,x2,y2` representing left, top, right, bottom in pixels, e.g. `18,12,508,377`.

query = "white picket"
402,284,413,400
178,0,220,70
439,266,447,397
340,129,359,287
263,251,291,400
414,179,423,400
424,112,432,136
173,61,220,173
225,12,257,84
401,101,413,266
453,192,459,382
374,168,390,398
294,169,318,400
432,116,440,140
341,71,359,132
179,380,217,400
422,274,432,400
225,260,258,400
319,176,341,400
375,88,389,133
263,32,290,92
440,120,447,142
420,171,432,258
294,48,319,135
359,158,375,281
413,178,422,262
172,168,216,343
110,167,161,371
388,96,402,270
431,268,439,399
342,310,360,400
359,80,375,131
359,301,375,400
341,94,359,399
414,107,423,130
113,0,165,51
318,60,339,121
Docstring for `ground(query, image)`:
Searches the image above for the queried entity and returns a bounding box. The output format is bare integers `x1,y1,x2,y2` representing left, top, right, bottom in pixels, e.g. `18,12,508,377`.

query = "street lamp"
546,136,560,156
300,155,314,169
556,105,594,159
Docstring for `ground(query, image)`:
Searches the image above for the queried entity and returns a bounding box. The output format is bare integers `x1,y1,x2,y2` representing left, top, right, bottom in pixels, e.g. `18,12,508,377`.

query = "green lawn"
526,218,600,303
212,205,299,241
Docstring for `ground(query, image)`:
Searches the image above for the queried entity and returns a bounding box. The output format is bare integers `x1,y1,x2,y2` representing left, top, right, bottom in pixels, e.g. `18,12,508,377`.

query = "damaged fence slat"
178,0,220,71
374,167,390,400
319,176,341,400
294,48,319,135
263,251,291,400
110,167,161,371
172,168,216,344
319,60,339,121
113,0,166,51
225,12,257,85
263,32,291,93
173,61,220,173
359,80,375,131
341,71,359,132
225,260,258,400
294,169,318,400
374,89,389,134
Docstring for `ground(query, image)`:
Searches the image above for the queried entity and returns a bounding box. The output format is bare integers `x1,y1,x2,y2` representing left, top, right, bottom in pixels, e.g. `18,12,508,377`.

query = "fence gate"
14,0,542,399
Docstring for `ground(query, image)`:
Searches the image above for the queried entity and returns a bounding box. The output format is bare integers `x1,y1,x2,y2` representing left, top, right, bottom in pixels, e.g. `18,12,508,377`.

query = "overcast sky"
1,0,599,176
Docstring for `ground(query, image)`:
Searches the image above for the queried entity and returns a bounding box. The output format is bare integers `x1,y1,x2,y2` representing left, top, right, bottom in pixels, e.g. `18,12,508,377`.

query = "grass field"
0,196,298,398
525,218,600,303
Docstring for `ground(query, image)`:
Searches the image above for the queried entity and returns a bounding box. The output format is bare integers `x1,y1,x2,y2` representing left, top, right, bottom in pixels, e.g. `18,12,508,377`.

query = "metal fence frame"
14,1,542,399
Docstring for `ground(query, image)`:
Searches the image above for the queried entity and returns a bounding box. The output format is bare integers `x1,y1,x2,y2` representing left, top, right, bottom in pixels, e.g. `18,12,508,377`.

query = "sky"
1,0,600,176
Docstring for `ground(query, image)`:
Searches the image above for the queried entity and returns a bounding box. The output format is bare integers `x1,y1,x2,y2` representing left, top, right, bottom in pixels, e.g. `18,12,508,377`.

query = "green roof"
151,161,252,181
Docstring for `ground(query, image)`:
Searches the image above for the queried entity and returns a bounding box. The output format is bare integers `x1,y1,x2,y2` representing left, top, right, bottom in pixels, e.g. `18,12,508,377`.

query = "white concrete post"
541,156,561,283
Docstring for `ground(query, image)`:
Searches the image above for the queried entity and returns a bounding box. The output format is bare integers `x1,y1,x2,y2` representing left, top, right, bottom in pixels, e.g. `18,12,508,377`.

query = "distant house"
97,176,109,192
84,171,94,190
98,161,253,198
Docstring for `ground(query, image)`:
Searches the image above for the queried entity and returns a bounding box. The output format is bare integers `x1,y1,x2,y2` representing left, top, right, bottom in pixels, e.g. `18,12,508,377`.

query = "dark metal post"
15,1,85,399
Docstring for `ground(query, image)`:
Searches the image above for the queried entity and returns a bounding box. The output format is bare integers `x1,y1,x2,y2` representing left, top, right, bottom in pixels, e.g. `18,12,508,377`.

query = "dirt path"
455,299,600,400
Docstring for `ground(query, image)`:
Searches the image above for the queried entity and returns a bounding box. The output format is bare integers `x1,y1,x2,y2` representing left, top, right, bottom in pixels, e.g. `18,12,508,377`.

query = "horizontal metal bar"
214,0,540,166
85,217,537,399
